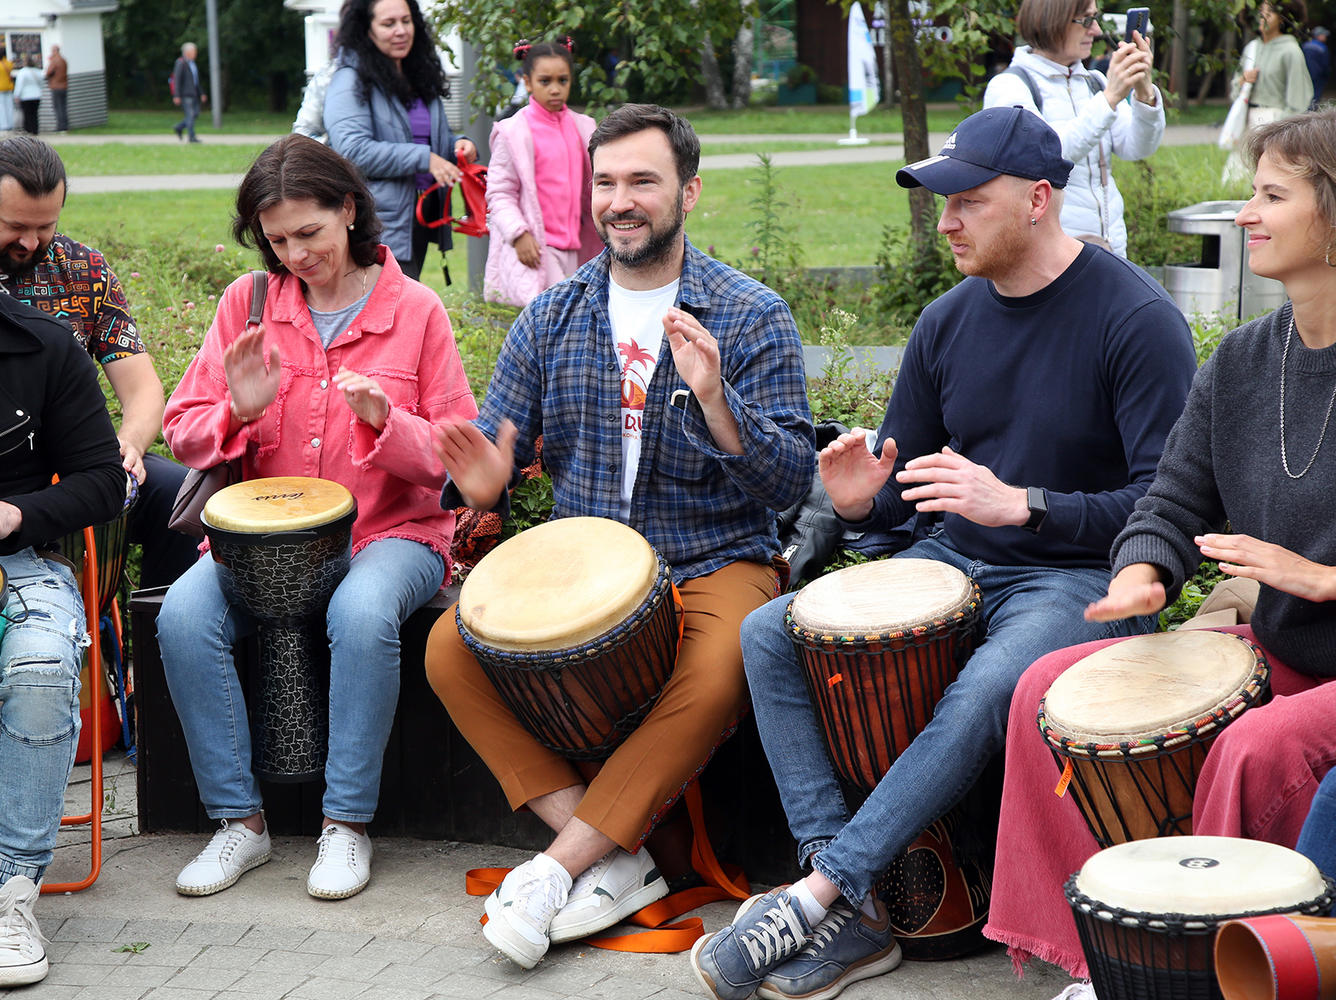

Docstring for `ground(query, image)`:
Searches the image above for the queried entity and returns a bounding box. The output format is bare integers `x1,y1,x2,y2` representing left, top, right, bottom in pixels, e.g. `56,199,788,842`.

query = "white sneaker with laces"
1051,983,1098,1000
548,847,669,943
175,819,271,896
483,855,571,968
0,876,48,987
307,823,372,899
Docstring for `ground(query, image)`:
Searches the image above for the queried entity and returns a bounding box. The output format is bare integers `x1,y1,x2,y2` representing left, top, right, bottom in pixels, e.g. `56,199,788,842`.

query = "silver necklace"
1279,310,1336,479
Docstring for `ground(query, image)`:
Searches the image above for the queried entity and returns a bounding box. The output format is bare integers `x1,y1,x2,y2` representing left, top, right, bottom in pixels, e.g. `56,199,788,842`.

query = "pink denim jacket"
164,247,478,583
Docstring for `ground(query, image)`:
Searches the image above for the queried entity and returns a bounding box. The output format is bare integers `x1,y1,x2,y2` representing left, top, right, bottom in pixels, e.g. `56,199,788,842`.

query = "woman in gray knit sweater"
981,107,1336,990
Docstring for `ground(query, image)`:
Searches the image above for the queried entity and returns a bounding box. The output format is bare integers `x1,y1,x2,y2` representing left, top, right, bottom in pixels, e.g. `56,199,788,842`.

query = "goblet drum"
1039,630,1269,847
457,516,679,760
1067,836,1335,1000
203,476,356,783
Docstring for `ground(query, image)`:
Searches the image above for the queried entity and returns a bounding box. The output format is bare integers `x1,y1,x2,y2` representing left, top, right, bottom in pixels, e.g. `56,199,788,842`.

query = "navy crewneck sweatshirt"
863,244,1197,569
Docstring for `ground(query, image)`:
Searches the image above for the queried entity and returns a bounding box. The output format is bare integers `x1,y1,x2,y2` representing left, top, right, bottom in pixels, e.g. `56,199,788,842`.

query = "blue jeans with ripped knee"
0,548,87,884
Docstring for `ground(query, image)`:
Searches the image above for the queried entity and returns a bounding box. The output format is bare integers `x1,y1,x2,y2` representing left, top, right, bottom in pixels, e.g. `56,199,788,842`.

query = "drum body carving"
203,477,356,783
1039,631,1269,847
1067,836,1335,1000
458,517,678,760
787,558,988,959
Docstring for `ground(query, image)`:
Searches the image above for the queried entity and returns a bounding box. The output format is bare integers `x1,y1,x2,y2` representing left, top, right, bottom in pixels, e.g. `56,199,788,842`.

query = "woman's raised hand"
333,367,390,431
223,323,281,422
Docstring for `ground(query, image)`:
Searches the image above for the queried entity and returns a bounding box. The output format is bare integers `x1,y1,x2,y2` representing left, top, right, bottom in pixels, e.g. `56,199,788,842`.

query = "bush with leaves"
872,221,962,329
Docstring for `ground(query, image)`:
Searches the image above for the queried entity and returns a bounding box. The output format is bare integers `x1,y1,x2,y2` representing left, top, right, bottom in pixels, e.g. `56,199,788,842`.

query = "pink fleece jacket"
164,247,478,583
483,104,601,308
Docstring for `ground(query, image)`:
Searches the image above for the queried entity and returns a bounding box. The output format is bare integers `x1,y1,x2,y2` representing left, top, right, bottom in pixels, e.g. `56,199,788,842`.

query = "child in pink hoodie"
484,40,602,307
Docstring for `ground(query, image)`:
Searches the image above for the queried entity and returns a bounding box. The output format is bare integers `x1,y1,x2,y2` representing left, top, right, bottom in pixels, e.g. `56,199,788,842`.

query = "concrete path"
48,124,1222,195
4,751,1073,1000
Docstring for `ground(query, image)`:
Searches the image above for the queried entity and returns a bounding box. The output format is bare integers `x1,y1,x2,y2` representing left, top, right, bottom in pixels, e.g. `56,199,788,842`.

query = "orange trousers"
425,560,780,851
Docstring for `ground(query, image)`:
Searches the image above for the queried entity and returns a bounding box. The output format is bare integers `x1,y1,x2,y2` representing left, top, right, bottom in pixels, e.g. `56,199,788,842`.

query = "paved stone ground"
2,751,1072,999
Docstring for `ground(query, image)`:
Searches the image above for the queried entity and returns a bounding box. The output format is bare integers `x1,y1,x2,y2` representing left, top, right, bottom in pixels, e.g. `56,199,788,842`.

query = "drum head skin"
1075,836,1328,917
460,517,659,651
1045,631,1260,742
203,477,355,533
790,558,974,635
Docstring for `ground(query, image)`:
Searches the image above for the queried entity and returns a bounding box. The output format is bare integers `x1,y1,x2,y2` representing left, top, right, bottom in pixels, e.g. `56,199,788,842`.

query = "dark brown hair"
1265,0,1308,35
516,39,574,77
232,135,382,272
0,135,66,203
588,103,700,187
1016,0,1094,57
335,0,448,105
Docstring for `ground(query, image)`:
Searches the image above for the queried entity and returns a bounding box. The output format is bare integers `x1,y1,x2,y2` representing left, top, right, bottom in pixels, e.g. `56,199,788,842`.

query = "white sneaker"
307,823,372,900
0,876,48,987
175,819,271,896
548,847,669,943
1051,983,1098,1000
482,855,571,969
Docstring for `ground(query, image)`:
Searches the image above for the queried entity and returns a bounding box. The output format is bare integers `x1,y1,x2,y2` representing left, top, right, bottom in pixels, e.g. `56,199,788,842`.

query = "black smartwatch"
1023,486,1048,533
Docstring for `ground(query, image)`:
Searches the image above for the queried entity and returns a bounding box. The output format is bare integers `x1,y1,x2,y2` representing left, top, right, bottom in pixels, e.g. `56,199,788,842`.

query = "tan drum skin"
203,477,355,533
789,558,974,635
1042,630,1268,845
459,516,658,652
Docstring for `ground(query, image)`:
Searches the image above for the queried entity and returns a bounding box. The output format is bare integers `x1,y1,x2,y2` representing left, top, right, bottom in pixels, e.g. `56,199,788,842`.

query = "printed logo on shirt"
619,337,656,438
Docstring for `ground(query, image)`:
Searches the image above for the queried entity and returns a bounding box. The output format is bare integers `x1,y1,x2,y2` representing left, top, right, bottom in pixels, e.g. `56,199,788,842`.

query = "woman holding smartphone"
983,107,1336,1000
983,0,1164,257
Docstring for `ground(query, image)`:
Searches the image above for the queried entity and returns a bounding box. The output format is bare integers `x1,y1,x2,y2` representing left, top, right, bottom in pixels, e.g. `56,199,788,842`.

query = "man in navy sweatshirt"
691,107,1198,1000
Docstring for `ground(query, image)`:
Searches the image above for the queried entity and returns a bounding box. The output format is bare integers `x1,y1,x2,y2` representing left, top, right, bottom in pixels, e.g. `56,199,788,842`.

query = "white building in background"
282,0,467,130
0,0,115,130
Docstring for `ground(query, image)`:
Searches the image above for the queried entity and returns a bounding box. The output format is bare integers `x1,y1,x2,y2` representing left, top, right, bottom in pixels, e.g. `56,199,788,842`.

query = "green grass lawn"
59,143,270,177
84,109,295,134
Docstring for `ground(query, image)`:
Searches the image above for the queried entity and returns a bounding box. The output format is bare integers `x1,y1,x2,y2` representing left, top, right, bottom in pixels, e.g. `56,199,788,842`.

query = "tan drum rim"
1064,873,1336,933
785,580,983,650
1038,636,1270,759
203,477,356,533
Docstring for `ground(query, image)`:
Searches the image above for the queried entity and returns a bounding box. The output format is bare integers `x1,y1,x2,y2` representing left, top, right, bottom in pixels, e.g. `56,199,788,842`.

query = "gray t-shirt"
309,287,373,349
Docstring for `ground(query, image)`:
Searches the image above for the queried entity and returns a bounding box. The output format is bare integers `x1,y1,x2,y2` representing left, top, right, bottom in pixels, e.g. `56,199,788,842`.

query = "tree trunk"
1170,0,1189,110
887,0,934,252
701,34,727,110
730,14,755,109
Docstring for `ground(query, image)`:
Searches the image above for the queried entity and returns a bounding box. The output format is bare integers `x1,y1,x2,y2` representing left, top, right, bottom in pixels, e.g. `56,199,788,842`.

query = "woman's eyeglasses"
1071,11,1103,27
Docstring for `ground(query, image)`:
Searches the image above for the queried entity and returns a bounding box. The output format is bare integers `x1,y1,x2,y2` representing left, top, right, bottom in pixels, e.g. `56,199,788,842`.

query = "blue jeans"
175,96,200,139
741,533,1154,906
0,549,88,884
1297,769,1336,914
157,537,444,824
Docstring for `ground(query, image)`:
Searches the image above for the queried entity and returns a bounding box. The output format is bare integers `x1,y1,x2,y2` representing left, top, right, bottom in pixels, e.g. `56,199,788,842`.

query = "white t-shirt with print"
608,277,680,520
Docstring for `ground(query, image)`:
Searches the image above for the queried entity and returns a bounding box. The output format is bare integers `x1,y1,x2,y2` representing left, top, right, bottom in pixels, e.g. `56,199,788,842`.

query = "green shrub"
872,222,962,328
806,310,897,428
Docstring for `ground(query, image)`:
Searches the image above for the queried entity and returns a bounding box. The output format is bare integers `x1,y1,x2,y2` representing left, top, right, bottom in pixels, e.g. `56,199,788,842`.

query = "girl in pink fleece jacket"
483,40,602,307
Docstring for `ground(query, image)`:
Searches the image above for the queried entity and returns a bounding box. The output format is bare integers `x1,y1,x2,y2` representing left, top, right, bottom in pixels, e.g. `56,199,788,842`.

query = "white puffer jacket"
983,46,1165,257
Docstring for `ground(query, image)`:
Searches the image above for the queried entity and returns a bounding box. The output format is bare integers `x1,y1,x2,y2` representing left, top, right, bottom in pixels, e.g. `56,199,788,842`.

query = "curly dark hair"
516,39,574,77
233,135,383,273
335,0,448,106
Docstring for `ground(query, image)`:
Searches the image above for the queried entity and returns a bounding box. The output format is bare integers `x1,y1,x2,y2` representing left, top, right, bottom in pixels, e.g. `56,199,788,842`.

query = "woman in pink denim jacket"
159,136,477,903
484,40,602,307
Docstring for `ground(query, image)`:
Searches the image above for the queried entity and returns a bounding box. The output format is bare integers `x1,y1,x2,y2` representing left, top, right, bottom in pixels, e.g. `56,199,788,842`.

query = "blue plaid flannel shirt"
444,239,816,583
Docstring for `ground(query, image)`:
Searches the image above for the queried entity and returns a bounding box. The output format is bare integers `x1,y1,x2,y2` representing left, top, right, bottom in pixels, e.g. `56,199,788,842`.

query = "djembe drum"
202,476,356,782
787,557,990,959
1067,836,1335,1000
457,517,678,759
1039,630,1270,847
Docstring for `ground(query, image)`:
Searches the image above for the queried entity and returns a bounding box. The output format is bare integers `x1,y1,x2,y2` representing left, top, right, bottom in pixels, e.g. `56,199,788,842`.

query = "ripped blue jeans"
0,548,87,884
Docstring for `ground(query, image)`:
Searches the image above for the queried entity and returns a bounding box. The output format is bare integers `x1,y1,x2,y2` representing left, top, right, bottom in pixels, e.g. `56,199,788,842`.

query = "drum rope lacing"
785,593,983,651
1064,876,1336,935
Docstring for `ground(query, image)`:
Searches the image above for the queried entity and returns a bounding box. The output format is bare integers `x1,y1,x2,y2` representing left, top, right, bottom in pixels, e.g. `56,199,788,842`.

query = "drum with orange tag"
457,516,679,760
787,557,987,959
1038,630,1270,848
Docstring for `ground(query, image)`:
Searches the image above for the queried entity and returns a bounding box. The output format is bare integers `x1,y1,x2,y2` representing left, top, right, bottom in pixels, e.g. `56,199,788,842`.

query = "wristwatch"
1024,486,1048,533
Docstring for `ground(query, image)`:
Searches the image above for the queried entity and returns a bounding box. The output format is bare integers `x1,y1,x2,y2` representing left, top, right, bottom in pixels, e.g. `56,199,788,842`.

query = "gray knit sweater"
1112,303,1336,675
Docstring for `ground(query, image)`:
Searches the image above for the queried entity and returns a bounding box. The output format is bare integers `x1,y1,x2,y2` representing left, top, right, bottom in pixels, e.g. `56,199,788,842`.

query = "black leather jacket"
0,293,123,555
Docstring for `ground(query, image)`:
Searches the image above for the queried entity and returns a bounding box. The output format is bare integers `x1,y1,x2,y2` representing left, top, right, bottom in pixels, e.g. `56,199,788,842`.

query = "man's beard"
0,242,47,281
599,190,685,270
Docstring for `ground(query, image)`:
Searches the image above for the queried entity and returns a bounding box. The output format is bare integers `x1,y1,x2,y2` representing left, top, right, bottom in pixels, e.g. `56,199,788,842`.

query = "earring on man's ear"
1030,217,1038,227
348,223,354,231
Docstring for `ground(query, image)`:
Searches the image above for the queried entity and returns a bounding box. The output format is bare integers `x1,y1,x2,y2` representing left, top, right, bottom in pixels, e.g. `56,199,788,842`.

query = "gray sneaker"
757,897,901,1000
690,888,813,1000
0,876,48,987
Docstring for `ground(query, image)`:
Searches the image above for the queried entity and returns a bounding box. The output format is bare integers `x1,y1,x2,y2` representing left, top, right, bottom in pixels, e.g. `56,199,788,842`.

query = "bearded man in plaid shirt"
427,103,815,970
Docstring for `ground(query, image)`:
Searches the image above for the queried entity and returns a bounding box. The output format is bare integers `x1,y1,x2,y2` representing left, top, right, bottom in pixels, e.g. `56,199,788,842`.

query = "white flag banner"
847,3,880,118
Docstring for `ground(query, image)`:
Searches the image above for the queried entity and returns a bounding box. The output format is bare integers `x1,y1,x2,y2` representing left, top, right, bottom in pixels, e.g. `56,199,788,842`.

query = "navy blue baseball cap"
895,106,1073,194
